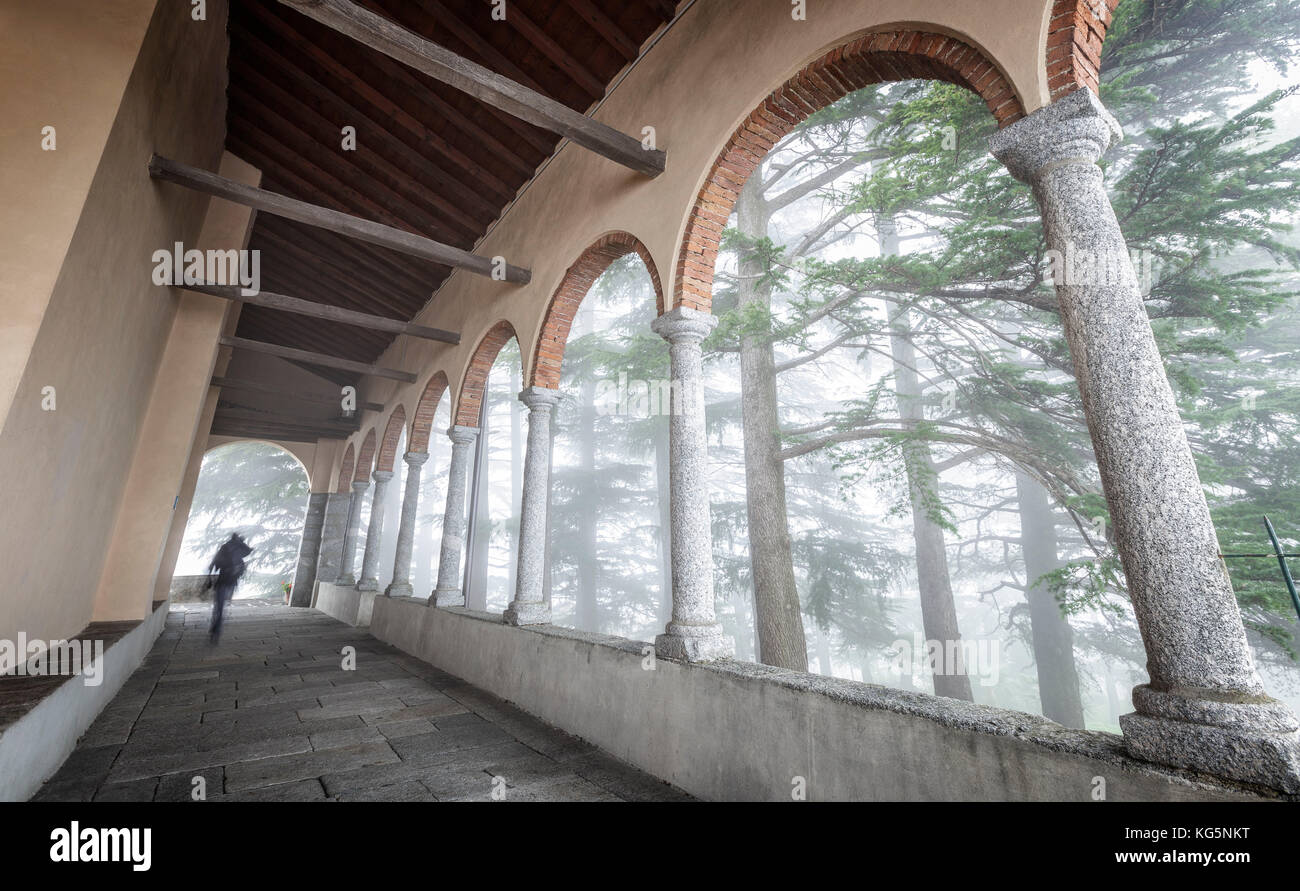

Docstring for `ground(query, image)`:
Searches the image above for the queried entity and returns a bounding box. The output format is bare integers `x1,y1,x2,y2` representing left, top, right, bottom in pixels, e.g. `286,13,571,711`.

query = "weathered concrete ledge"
168,574,212,603
370,596,1287,802
0,601,168,801
313,581,377,628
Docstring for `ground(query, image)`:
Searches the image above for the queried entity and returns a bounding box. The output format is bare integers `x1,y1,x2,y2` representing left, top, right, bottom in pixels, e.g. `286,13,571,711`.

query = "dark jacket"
210,537,253,587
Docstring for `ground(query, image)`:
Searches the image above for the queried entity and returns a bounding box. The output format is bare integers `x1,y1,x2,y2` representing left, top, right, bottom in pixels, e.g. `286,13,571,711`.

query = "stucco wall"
371,597,1275,802
0,0,231,643
93,151,259,622
0,0,159,429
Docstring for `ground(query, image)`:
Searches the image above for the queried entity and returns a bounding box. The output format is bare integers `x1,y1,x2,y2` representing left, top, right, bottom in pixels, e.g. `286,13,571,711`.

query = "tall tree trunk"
543,416,556,609
577,376,599,630
736,175,808,671
654,420,673,627
467,406,490,610
1016,470,1086,727
508,358,522,596
1103,661,1121,728
881,213,973,701
815,627,834,676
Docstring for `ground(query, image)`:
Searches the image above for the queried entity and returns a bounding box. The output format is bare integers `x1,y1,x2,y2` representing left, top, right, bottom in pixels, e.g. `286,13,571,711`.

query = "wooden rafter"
212,376,384,413
219,336,418,383
148,154,531,283
276,0,666,177
181,282,460,344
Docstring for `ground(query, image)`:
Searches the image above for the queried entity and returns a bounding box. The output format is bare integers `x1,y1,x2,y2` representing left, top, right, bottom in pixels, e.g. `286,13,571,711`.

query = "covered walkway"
34,600,688,802
5,0,1299,802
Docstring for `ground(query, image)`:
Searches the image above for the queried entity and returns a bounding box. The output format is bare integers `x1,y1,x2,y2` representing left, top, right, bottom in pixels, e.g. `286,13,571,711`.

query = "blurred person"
206,533,253,644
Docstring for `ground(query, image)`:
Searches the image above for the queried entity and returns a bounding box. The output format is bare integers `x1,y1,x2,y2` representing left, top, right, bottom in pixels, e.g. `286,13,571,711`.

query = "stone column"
335,480,368,587
289,493,328,607
314,492,351,596
357,469,394,591
991,88,1300,791
652,307,733,662
504,387,561,625
385,451,428,598
431,425,479,607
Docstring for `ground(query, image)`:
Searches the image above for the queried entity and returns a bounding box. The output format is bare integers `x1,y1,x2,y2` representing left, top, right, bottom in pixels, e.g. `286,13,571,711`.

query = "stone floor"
34,598,692,802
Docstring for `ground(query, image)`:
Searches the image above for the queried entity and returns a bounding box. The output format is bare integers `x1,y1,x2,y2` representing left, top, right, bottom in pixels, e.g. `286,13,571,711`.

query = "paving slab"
33,600,692,803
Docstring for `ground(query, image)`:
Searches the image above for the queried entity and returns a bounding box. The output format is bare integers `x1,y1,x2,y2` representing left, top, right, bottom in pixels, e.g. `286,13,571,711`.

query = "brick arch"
353,428,377,484
530,232,663,389
1047,0,1120,100
455,320,519,427
675,29,1027,312
336,443,355,495
409,371,450,453
376,405,407,472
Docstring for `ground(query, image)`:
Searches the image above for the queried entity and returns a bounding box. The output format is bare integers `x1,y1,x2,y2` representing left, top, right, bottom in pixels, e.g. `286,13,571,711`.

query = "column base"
431,587,464,607
385,581,413,598
503,601,550,626
655,622,734,663
335,574,356,587
357,578,379,592
1121,684,1300,793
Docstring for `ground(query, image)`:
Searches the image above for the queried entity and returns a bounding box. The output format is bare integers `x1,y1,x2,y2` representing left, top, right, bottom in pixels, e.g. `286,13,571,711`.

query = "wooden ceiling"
213,0,678,440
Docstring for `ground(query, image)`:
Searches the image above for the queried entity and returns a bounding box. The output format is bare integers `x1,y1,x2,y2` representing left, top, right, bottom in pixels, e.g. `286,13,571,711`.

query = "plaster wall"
0,0,159,427
0,0,231,642
94,151,259,622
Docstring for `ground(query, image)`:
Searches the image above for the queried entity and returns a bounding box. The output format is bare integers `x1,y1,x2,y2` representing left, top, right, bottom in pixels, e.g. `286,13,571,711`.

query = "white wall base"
0,602,168,801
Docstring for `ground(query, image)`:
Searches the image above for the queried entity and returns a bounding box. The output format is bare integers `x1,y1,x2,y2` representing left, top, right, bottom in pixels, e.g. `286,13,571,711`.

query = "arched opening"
175,440,310,600
337,444,356,496
674,28,1026,314
457,322,524,612
351,428,378,561
543,244,668,638
676,6,1300,732
410,387,452,600
368,405,407,592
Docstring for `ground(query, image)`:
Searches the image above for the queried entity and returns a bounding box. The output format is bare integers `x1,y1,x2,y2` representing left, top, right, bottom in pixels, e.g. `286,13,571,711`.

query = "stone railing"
169,574,212,603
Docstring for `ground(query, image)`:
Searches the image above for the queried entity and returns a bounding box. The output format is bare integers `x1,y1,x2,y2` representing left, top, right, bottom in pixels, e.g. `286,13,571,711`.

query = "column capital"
350,479,369,494
517,385,561,411
447,424,479,445
989,88,1122,183
403,450,429,467
652,306,718,345
371,469,394,483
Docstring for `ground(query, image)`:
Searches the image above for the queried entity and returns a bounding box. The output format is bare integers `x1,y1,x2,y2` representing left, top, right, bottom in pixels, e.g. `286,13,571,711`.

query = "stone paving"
34,598,692,802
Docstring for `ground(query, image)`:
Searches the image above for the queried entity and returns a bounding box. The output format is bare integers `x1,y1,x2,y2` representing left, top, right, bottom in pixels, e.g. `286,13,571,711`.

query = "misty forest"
179,0,1300,731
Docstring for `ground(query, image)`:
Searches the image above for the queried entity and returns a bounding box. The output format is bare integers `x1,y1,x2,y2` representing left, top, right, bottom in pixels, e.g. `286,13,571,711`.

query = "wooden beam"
235,7,523,197
148,154,530,283
182,282,460,344
277,0,666,177
219,335,418,383
214,406,360,433
211,376,385,413
209,420,354,444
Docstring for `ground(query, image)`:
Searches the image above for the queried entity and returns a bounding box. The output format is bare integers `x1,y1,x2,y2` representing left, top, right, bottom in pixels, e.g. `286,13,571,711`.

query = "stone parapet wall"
169,575,212,604
369,596,1285,802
